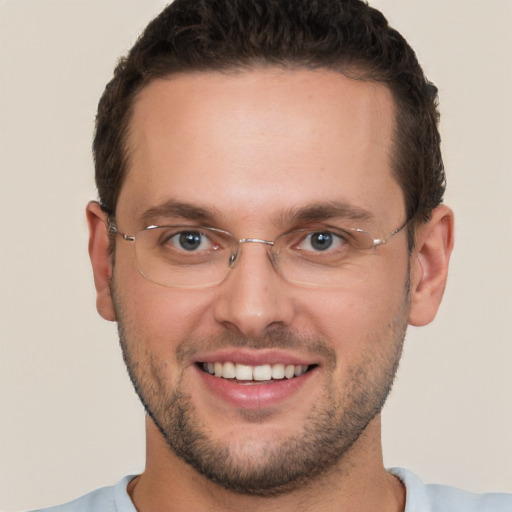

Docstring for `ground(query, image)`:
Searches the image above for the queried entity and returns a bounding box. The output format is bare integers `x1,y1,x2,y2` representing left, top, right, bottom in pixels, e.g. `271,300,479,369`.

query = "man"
34,0,511,510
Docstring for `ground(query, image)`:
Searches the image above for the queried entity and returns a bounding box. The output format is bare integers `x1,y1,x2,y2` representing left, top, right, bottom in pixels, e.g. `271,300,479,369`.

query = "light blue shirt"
33,468,512,511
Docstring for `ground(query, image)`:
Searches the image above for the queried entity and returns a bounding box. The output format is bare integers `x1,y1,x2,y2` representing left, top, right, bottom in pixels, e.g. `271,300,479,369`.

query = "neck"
128,415,405,512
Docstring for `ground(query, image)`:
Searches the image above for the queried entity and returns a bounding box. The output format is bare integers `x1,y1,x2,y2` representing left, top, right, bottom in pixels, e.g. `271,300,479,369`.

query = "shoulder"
389,467,512,512
30,475,137,512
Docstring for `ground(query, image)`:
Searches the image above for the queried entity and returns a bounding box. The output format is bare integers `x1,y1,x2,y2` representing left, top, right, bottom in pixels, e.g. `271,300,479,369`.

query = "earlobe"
86,201,117,322
408,205,454,327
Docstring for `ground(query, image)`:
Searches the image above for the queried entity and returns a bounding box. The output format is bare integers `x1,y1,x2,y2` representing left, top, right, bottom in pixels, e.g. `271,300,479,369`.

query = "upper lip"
192,348,319,367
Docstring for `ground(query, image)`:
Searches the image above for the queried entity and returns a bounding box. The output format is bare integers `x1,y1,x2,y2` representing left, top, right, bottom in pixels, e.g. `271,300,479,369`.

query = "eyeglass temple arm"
372,217,411,247
107,219,135,242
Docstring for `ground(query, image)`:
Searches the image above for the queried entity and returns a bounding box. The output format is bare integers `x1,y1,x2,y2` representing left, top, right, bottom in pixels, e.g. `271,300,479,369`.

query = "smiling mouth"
198,362,315,382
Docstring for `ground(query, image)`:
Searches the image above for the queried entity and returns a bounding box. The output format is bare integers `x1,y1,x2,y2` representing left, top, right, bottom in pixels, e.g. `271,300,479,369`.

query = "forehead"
117,68,402,229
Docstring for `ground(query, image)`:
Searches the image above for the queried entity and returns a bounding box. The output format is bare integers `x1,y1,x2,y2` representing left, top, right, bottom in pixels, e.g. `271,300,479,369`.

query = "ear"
86,201,117,322
408,205,454,326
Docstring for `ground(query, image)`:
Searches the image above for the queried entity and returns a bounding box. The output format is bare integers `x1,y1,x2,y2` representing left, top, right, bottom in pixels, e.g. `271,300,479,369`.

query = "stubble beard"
113,285,409,496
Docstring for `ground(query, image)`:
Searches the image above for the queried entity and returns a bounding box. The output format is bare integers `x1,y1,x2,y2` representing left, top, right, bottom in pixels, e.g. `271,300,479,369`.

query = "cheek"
300,256,410,350
112,251,217,349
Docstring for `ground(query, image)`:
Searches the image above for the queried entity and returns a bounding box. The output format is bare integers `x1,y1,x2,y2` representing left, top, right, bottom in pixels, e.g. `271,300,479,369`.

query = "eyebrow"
140,199,219,226
139,199,373,228
281,201,374,225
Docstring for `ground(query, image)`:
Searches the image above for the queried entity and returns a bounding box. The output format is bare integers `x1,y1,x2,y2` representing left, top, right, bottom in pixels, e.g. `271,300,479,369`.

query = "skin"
87,68,454,512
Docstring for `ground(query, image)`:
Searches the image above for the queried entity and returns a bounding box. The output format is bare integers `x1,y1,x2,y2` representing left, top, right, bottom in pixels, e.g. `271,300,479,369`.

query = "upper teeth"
202,362,309,381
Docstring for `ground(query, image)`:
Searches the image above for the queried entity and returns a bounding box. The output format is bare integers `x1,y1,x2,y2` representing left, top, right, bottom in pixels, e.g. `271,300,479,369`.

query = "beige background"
1,1,511,510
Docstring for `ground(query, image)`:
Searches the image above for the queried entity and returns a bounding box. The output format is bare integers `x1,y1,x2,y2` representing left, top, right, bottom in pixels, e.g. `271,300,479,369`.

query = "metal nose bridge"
228,238,276,268
238,238,275,246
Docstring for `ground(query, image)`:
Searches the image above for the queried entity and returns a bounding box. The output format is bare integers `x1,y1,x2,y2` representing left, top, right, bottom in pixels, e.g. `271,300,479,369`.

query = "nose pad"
266,248,280,273
228,250,239,268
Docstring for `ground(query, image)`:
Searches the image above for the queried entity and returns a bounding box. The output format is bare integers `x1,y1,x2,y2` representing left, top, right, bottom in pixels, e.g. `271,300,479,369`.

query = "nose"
213,242,295,338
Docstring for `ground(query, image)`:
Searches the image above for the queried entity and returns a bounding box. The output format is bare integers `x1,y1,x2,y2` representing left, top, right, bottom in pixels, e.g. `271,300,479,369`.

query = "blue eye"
308,232,334,251
166,230,213,252
178,231,203,250
298,231,346,252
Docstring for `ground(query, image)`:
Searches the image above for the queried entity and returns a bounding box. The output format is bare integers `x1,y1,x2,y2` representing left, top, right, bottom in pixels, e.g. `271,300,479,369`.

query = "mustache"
176,329,337,368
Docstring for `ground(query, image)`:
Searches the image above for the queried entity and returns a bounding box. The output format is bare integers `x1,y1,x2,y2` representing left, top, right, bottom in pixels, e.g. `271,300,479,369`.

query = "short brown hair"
94,0,445,227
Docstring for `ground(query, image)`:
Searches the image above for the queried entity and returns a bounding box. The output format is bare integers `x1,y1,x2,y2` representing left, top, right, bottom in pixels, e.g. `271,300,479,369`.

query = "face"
108,68,412,494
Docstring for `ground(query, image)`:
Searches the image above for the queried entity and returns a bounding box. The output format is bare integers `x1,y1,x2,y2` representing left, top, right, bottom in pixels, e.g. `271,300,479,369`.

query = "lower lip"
195,365,316,410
